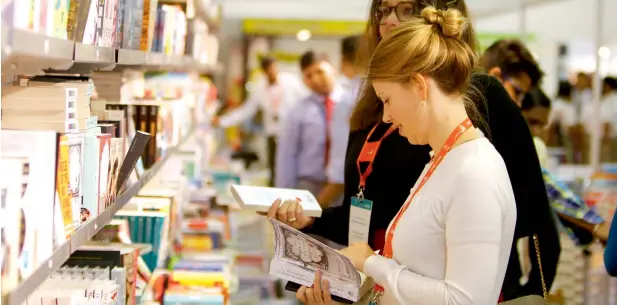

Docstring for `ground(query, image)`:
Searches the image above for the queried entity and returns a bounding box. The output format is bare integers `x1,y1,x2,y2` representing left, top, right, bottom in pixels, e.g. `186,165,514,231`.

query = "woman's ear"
410,74,428,101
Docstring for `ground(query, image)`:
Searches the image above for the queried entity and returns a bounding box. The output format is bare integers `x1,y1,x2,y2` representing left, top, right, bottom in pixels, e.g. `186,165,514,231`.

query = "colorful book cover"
139,0,151,51
67,133,85,228
115,0,126,48
108,138,124,207
98,134,112,214
56,135,74,238
53,0,70,39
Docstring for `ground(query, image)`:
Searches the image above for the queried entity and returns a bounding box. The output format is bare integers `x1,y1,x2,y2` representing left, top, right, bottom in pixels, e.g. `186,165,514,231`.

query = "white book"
230,185,322,218
268,218,363,302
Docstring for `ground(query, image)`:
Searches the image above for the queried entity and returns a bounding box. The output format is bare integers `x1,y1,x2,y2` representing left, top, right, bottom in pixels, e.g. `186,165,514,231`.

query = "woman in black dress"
266,0,561,302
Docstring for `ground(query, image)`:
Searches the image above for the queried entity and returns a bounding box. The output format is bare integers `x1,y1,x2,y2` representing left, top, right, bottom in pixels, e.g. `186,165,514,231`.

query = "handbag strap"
532,234,548,300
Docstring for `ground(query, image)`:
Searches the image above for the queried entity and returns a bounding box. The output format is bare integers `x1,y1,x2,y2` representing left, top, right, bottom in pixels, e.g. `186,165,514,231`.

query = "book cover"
0,158,27,291
116,131,151,194
107,138,123,208
81,0,99,44
53,0,70,39
97,134,112,214
67,133,85,228
139,0,151,51
268,218,361,302
94,0,105,45
82,129,102,223
56,135,74,238
231,185,322,217
115,0,126,48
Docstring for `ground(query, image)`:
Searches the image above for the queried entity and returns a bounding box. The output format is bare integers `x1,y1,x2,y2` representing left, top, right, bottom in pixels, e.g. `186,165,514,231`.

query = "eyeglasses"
505,77,526,103
374,1,417,23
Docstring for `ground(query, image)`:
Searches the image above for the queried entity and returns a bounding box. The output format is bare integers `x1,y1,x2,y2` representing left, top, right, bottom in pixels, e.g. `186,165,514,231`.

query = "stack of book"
2,76,92,133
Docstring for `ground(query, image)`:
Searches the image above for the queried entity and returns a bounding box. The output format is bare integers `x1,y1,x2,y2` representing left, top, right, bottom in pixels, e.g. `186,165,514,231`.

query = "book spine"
139,0,150,51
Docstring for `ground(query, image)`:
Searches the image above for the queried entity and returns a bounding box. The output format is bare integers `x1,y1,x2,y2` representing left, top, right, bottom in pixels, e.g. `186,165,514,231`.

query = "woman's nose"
382,109,392,123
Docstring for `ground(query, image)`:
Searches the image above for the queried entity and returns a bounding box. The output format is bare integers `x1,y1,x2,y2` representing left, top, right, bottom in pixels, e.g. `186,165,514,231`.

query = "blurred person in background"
338,35,363,94
547,81,575,161
479,38,561,300
601,77,617,161
570,72,593,163
318,35,363,207
275,51,343,198
213,55,306,186
265,0,560,302
520,88,606,243
480,39,543,107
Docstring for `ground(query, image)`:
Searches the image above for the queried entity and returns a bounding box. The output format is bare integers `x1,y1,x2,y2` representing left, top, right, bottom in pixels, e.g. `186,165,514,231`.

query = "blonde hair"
367,7,474,96
352,6,486,132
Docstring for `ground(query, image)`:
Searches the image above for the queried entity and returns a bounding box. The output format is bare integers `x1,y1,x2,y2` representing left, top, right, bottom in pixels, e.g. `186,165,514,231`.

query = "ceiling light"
296,29,311,41
598,46,611,59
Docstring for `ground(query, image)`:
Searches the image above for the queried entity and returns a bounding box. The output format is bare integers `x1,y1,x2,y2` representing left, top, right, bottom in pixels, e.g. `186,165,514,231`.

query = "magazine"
268,218,361,302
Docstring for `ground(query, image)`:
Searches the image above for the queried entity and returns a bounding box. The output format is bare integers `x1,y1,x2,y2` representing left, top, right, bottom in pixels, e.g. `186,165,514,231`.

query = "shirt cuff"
363,255,396,287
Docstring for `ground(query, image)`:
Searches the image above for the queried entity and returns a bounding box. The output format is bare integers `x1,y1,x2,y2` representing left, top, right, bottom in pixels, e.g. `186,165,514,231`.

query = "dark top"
605,212,617,276
306,74,561,300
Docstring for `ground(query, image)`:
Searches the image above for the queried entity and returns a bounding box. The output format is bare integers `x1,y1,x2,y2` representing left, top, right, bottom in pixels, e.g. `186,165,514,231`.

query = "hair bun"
421,6,466,39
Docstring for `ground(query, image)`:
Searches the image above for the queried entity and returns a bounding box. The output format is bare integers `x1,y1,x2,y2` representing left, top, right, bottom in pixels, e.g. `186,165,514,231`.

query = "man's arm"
218,93,261,128
275,106,302,189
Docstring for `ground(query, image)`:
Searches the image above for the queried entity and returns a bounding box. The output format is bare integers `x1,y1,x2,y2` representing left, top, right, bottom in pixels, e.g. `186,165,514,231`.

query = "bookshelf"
0,130,196,305
2,26,222,76
1,0,225,302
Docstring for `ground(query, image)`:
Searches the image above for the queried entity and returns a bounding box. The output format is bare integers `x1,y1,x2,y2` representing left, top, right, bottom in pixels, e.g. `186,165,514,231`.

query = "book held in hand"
268,218,361,302
230,185,322,217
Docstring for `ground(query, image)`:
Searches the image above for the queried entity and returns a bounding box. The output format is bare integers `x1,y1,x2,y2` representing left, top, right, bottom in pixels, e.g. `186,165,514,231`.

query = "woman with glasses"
265,0,560,303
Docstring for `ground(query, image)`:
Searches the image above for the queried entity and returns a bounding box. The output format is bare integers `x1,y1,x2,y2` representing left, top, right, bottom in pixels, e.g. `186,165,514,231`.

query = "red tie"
324,97,334,167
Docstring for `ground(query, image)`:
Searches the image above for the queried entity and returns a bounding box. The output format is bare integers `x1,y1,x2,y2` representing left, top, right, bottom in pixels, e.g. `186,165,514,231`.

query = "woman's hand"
340,242,375,272
596,222,610,241
297,271,332,305
262,198,314,230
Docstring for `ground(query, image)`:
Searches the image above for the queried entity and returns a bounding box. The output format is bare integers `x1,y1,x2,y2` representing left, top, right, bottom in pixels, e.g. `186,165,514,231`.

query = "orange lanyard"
356,124,398,192
374,118,473,294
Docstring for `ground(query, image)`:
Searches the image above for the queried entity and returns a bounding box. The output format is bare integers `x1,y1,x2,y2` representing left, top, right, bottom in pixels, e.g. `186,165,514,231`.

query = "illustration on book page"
269,218,361,286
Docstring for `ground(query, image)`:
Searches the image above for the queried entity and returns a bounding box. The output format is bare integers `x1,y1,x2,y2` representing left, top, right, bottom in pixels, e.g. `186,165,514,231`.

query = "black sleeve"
473,74,561,297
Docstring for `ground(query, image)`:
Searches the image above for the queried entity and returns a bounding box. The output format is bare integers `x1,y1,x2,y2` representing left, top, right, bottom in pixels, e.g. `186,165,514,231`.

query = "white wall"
474,0,615,44
474,0,617,95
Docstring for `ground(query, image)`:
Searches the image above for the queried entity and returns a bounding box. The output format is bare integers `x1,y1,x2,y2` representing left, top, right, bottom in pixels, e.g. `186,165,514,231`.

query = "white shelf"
0,130,196,305
2,28,75,74
1,27,221,75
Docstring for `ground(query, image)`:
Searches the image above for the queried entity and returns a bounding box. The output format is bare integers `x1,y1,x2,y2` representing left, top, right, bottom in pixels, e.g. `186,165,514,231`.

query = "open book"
231,185,322,217
268,218,362,302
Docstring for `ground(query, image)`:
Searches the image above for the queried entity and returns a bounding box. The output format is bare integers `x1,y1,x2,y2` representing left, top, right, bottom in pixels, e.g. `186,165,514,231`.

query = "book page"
269,218,360,287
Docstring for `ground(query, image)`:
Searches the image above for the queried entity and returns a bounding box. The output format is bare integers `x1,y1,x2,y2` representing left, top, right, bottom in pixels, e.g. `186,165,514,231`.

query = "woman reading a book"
271,6,518,305
266,0,560,302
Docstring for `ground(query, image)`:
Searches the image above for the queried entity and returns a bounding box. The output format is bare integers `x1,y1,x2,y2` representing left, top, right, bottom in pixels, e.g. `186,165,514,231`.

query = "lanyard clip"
357,185,364,200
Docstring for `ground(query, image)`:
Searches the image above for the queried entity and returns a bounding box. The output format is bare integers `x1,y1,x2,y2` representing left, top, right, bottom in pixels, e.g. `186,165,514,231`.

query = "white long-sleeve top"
363,137,517,305
219,72,308,137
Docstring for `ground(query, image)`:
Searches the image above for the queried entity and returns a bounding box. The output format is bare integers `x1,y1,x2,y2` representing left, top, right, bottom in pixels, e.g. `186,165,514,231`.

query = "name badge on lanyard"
348,124,397,245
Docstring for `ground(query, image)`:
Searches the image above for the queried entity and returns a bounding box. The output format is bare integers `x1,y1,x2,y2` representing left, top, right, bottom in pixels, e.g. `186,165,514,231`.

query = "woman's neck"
428,98,476,156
